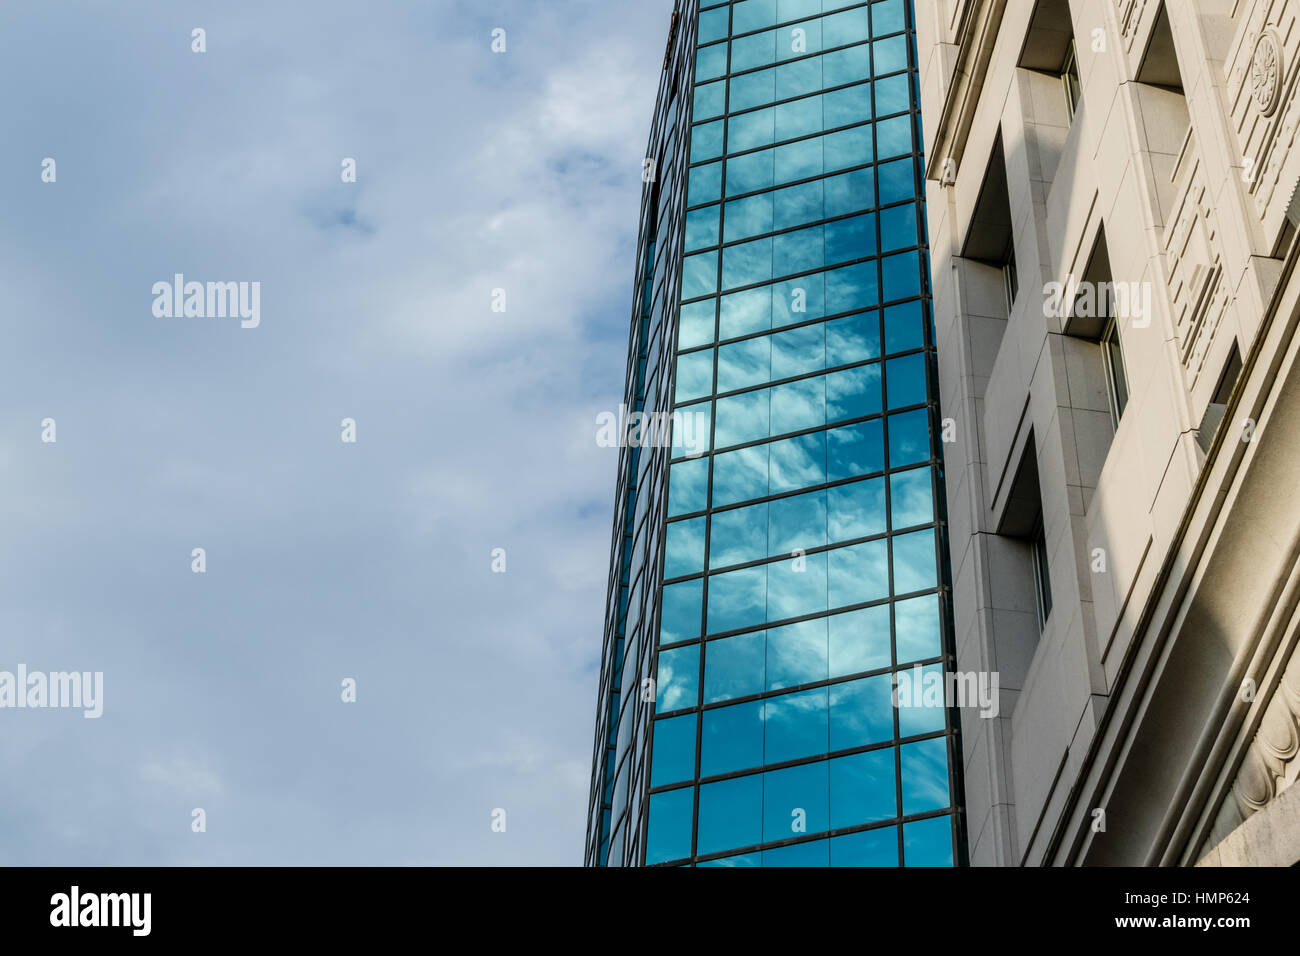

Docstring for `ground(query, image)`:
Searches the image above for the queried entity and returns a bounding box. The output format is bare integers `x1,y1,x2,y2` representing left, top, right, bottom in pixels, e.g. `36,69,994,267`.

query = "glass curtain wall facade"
587,0,964,868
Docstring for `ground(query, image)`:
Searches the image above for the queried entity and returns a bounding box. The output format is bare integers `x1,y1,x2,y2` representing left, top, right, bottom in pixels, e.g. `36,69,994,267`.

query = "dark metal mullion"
640,0,705,868
707,102,911,166
676,349,909,403
724,35,908,91
658,581,944,652
684,0,735,866
670,462,917,526
686,806,954,866
703,196,918,259
682,301,922,357
727,1,880,45
862,8,908,870
653,648,949,722
664,521,937,588
667,400,910,466
686,152,880,214
679,262,924,313
686,726,950,789
905,0,965,867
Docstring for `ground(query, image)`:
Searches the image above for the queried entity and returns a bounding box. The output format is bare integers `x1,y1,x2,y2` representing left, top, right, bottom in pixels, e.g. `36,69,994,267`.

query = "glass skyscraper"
586,0,964,867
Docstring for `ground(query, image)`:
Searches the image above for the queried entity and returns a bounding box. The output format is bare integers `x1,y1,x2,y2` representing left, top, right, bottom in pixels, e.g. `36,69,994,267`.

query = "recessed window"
1195,344,1243,453
1136,4,1184,94
1019,0,1080,124
1031,519,1052,631
1069,229,1128,430
998,437,1053,648
1003,247,1019,311
963,135,1017,315
1061,42,1081,118
1100,318,1129,428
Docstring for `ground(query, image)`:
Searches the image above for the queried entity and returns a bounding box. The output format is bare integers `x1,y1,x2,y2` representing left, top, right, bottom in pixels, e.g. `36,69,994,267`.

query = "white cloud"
0,0,672,864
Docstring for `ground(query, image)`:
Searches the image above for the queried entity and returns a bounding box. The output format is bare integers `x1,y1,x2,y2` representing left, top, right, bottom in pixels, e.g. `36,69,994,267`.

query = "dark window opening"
1067,229,1129,429
1019,0,1079,120
1136,4,1184,94
1062,42,1081,118
1003,247,1019,311
1031,518,1052,630
1101,318,1129,427
1001,437,1052,635
963,135,1017,313
1196,343,1244,453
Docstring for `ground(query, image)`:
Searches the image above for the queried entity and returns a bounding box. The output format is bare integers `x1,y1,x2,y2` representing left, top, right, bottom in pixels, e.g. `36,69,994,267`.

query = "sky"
0,0,671,865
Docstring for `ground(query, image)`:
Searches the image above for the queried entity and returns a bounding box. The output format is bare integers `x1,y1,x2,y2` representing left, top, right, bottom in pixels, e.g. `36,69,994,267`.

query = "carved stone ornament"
1252,29,1283,117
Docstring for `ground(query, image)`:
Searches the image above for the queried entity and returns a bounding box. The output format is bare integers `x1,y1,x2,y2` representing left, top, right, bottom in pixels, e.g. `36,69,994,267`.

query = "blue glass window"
766,550,827,620
660,578,703,645
903,815,954,866
698,6,730,45
889,467,932,530
657,644,701,713
679,300,717,350
668,457,709,517
887,408,929,467
650,714,697,786
703,698,765,775
897,662,947,736
828,603,892,677
646,788,694,864
829,674,894,749
705,630,767,703
828,539,889,607
763,761,829,842
892,528,936,593
706,564,767,634
685,205,722,252
829,825,897,866
900,737,950,814
698,774,763,855
764,686,828,763
895,593,941,663
689,162,724,205
713,444,769,507
828,418,885,480
829,748,895,827
766,617,828,689
696,42,729,83
763,838,830,866
664,516,706,578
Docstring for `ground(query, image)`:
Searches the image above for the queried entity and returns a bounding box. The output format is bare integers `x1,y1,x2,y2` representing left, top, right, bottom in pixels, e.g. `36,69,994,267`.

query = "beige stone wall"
918,0,1300,865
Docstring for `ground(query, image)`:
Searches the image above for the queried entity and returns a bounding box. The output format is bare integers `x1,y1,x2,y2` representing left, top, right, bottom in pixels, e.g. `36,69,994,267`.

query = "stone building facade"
916,0,1300,865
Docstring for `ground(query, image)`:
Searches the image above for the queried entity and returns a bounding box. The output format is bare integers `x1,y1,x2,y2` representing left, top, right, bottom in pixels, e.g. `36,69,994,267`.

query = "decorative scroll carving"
1251,29,1283,117
1201,643,1300,854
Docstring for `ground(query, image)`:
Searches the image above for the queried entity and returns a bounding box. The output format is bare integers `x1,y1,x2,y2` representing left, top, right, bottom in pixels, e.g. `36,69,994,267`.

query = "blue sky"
0,0,670,865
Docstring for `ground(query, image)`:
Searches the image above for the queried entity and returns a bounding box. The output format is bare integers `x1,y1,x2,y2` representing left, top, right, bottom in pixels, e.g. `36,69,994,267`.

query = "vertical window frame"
1031,517,1052,632
1062,41,1081,120
1100,316,1129,429
1002,246,1018,312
